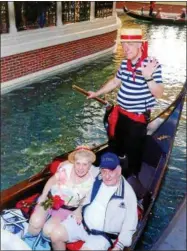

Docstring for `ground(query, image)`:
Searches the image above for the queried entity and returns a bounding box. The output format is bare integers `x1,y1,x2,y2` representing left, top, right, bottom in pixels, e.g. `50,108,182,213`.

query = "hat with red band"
120,28,146,42
120,28,148,58
68,145,96,163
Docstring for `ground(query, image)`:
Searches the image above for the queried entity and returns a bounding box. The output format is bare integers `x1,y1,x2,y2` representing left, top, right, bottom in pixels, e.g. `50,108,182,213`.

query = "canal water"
1,15,186,249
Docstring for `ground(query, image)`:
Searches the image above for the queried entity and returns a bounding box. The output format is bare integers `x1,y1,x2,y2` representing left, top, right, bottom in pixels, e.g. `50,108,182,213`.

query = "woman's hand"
71,208,82,224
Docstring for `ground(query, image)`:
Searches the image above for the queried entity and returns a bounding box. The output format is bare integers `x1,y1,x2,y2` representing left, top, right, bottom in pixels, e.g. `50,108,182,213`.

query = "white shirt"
84,183,117,231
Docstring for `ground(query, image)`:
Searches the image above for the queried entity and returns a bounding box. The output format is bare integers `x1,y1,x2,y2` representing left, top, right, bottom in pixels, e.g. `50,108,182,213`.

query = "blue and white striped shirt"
116,57,162,113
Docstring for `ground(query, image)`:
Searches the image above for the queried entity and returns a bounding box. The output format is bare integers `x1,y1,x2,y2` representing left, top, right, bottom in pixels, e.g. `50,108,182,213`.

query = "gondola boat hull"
123,6,187,25
0,82,186,250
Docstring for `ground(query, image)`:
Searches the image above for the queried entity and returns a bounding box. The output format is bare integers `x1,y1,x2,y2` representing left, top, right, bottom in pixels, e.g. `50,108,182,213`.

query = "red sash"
108,105,146,137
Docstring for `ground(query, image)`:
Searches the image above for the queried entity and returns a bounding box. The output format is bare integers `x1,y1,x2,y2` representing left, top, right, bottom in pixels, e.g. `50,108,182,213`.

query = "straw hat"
120,28,146,42
68,145,96,163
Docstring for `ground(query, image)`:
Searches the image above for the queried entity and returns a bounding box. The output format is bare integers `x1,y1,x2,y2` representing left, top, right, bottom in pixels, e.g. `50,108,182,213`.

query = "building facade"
0,2,119,94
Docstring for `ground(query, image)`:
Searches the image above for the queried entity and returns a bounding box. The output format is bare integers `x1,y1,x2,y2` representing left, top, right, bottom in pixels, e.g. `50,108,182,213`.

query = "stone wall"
1,31,116,83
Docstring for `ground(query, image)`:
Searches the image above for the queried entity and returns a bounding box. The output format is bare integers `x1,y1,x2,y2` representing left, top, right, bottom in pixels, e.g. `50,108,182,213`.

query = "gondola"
0,82,186,250
123,6,187,25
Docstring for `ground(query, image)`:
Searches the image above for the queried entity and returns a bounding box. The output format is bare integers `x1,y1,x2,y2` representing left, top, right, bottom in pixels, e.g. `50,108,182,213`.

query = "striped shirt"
116,57,162,113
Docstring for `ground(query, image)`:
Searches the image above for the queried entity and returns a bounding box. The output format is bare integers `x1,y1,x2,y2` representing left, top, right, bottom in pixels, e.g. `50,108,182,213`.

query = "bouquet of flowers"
41,195,65,210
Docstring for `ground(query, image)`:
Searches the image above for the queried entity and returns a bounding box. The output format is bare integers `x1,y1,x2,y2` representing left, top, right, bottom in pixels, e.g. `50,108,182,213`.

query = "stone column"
112,1,116,16
56,1,63,26
90,2,95,21
8,2,17,33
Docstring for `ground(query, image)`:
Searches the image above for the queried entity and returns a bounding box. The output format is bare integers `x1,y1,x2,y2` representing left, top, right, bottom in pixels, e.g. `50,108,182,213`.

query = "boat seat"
66,241,84,251
127,175,148,200
49,159,64,174
142,135,163,168
16,193,40,218
138,162,156,191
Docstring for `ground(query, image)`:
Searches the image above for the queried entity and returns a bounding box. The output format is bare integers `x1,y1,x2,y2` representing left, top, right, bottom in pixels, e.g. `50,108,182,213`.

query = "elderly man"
51,152,138,250
87,28,164,179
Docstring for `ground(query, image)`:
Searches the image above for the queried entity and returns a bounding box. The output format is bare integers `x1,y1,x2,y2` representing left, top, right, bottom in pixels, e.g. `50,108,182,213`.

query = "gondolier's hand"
141,58,159,80
87,91,98,99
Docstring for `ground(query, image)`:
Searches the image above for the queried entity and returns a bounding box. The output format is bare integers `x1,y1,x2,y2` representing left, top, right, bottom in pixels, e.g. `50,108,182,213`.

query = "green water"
1,15,186,249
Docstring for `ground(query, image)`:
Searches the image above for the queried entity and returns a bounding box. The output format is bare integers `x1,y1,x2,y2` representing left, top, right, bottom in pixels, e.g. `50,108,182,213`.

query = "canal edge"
151,195,186,250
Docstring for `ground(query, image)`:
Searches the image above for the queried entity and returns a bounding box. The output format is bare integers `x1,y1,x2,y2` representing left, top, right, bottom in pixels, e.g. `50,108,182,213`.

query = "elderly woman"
24,146,99,249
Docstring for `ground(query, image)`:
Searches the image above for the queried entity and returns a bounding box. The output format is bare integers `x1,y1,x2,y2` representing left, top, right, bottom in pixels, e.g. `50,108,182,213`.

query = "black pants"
108,112,147,176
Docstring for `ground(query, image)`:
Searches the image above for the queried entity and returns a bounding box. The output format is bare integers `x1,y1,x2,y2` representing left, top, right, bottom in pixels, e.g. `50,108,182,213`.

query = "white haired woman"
23,146,99,250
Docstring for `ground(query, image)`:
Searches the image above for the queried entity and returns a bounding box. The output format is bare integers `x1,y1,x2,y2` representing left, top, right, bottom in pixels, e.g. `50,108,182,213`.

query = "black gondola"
123,6,187,26
0,82,186,250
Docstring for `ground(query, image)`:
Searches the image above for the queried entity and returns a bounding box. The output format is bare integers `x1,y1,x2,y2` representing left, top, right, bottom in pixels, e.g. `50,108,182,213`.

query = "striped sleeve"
116,61,124,80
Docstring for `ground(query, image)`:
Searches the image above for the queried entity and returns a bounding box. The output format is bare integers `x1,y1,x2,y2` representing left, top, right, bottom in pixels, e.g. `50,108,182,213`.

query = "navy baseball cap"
100,152,120,170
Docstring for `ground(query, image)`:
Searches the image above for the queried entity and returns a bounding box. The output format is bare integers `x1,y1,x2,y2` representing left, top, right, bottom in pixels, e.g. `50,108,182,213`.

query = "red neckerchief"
127,41,148,81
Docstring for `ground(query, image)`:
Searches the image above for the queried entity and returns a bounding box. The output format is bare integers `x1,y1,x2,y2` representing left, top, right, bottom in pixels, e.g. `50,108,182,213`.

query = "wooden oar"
72,85,109,106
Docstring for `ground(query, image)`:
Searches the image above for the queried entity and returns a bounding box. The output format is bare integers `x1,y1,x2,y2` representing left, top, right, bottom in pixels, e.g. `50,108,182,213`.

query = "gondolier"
149,1,156,16
123,6,187,25
87,28,164,178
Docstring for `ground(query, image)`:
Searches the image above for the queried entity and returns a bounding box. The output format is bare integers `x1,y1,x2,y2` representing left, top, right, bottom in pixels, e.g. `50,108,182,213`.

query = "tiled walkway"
151,197,186,250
